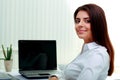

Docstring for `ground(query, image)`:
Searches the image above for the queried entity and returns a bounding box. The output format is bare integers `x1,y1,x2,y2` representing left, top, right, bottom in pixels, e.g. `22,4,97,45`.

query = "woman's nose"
78,20,84,26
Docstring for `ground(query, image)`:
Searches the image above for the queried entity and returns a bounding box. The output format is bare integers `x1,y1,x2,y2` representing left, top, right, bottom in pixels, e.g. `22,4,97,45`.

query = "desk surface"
10,71,120,80
7,70,48,80
1,69,120,80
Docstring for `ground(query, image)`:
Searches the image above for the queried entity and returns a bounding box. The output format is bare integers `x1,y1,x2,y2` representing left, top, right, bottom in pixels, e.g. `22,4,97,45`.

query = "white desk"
1,67,120,80
9,70,120,80
4,70,48,80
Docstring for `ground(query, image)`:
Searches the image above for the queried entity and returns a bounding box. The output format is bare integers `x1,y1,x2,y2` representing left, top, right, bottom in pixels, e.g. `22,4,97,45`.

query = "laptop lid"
18,40,57,71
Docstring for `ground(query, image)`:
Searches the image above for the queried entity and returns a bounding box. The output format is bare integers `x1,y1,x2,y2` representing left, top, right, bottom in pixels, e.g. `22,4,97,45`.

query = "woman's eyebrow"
75,18,80,19
83,17,90,19
75,17,90,19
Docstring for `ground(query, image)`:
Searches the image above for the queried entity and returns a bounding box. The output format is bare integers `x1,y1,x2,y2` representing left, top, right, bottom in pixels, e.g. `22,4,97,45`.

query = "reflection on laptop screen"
18,40,57,71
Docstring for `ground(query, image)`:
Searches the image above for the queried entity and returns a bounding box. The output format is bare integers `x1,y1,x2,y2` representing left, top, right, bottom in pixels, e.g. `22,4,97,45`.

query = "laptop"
18,40,57,79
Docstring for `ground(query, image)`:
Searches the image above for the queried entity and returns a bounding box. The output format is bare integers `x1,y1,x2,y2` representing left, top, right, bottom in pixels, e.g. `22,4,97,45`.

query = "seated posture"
49,3,114,80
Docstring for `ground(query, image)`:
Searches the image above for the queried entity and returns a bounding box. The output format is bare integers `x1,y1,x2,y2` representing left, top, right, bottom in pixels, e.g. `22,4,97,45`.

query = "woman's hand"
49,76,58,80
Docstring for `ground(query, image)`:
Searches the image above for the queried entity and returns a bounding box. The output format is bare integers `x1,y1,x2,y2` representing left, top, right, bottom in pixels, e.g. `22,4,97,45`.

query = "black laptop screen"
18,40,57,70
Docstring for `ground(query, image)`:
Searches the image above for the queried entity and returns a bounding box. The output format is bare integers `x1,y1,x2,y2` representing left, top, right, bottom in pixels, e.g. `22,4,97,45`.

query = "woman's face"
75,10,93,43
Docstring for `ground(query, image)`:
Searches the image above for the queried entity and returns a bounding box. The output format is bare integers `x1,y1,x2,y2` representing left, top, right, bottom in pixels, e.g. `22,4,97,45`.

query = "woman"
49,3,114,80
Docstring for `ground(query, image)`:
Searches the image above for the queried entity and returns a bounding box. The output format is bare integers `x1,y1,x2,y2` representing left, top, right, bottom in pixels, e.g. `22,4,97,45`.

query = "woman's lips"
78,30,86,34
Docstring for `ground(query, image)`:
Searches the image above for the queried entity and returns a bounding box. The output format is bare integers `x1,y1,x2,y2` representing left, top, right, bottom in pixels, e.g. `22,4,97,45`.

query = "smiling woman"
49,3,114,80
75,10,93,43
66,0,120,70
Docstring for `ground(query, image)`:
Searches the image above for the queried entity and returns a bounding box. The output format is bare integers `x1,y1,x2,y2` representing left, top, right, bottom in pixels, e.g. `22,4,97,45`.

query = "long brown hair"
74,3,114,76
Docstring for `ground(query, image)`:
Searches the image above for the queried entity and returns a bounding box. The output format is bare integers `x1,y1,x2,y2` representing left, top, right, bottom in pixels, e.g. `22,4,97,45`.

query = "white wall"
0,0,83,66
0,0,120,72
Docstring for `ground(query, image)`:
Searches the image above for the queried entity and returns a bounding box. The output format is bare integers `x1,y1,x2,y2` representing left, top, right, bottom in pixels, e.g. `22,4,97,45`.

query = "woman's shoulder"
94,44,108,55
85,42,109,61
90,44,109,64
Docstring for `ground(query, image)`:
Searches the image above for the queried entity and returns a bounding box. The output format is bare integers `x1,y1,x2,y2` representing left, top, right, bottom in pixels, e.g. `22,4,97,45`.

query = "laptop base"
21,73,50,79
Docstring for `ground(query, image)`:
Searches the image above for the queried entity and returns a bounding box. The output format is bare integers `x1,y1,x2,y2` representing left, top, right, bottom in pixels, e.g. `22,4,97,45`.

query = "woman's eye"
85,19,91,23
75,19,80,24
